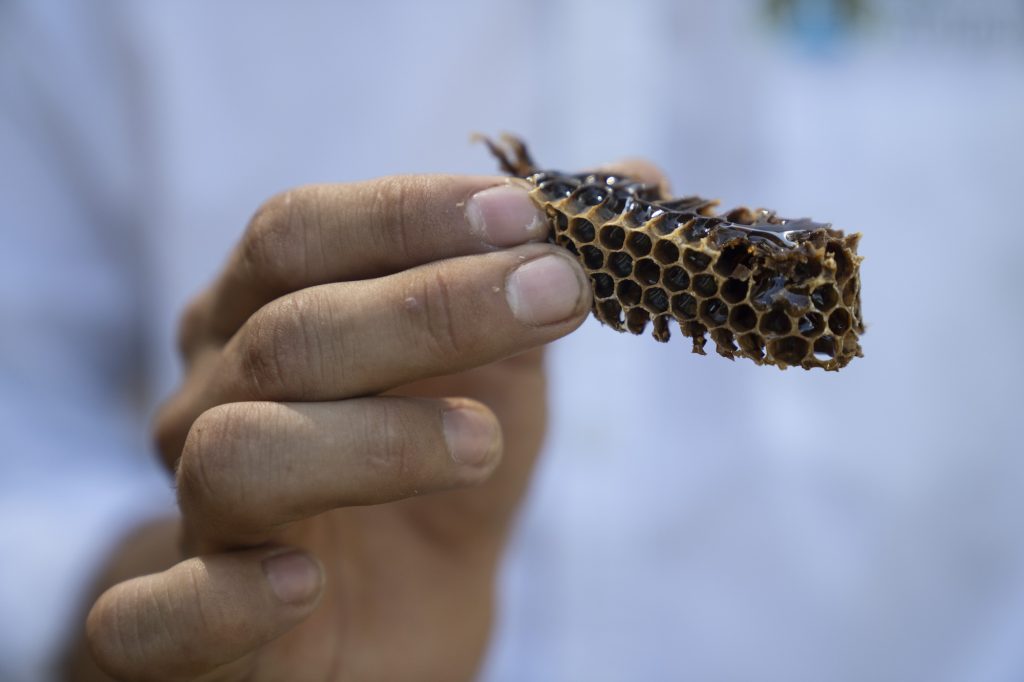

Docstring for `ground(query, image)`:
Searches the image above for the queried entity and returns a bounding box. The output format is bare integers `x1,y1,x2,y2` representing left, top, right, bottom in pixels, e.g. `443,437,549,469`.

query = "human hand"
84,162,662,681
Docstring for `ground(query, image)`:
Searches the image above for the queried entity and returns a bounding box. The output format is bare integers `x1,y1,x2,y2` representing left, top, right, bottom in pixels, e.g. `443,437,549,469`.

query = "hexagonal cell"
793,258,823,280
563,239,580,256
681,216,717,243
720,278,749,304
648,240,676,267
798,311,826,337
634,258,661,285
811,284,839,311
692,274,718,298
643,287,669,313
842,278,859,306
569,218,596,243
768,336,810,367
652,314,671,342
599,224,626,250
569,185,608,213
626,231,653,257
597,298,623,326
671,293,697,319
581,244,604,270
682,320,709,355
711,328,738,358
647,212,680,236
699,298,728,327
626,307,650,334
662,266,690,292
813,335,836,362
596,189,628,219
537,179,576,201
616,279,642,306
551,210,568,234
729,304,757,333
828,308,851,335
749,273,788,310
592,272,614,298
782,286,811,311
738,332,766,360
607,251,633,278
759,309,792,336
826,241,853,283
625,201,655,227
683,248,712,272
713,243,753,277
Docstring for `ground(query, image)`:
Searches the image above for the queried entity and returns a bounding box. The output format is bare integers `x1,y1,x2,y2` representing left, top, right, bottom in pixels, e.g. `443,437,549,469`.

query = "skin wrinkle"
310,286,349,399
292,189,323,286
147,580,176,674
101,583,134,676
318,287,356,402
370,179,414,269
290,290,324,400
365,399,410,500
422,268,464,361
124,583,145,675
182,564,210,650
237,316,270,400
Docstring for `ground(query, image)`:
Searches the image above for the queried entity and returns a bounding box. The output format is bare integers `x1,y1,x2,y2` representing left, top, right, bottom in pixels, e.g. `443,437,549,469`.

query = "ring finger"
176,397,503,549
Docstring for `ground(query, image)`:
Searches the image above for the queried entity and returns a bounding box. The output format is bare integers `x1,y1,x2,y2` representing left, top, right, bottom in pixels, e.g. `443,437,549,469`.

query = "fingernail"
443,407,499,467
465,185,548,247
506,254,585,326
263,550,322,605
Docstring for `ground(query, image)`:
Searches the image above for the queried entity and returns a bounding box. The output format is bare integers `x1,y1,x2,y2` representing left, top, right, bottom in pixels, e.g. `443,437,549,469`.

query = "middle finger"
210,242,589,406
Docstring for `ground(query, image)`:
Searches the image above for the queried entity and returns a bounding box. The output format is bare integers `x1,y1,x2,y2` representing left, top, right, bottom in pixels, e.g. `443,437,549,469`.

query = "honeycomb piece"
478,134,864,370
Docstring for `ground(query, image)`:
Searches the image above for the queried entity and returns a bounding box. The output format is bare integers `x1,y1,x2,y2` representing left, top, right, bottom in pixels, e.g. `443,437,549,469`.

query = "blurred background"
2,0,1023,680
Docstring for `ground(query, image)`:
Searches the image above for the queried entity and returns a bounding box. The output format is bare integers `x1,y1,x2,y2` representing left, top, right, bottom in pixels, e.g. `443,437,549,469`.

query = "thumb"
86,547,323,681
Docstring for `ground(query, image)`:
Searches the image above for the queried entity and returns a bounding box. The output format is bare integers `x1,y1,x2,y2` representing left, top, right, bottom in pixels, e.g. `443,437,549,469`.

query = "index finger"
186,174,549,351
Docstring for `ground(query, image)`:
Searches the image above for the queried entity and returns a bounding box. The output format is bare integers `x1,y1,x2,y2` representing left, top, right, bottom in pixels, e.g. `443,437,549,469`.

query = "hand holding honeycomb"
478,135,865,370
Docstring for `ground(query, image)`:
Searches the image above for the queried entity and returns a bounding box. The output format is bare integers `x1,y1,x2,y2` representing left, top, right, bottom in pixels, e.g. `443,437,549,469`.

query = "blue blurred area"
766,0,865,54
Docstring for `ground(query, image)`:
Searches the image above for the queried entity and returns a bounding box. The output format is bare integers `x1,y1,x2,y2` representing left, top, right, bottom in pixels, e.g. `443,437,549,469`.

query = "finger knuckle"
243,189,311,291
86,581,161,678
237,297,309,398
417,269,467,359
367,176,426,263
176,404,253,520
361,399,419,483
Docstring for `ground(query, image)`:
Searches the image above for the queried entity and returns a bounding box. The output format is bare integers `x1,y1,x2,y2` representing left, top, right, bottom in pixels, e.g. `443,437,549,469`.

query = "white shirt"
2,1,1023,680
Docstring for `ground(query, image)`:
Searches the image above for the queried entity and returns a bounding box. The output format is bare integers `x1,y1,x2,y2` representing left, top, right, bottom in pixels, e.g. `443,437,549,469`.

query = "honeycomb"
478,134,864,370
